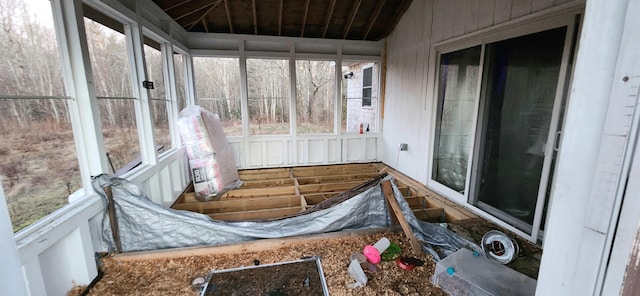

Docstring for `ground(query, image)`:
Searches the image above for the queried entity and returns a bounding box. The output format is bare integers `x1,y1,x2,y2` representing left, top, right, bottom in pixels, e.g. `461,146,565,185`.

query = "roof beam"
322,0,336,38
174,1,217,21
164,0,191,12
224,0,234,34
186,0,222,30
252,0,258,35
202,18,209,33
278,0,283,35
343,0,362,39
363,0,386,40
300,0,310,37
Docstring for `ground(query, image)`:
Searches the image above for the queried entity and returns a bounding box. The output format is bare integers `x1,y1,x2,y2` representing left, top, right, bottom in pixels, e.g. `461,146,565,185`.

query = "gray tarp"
92,173,481,261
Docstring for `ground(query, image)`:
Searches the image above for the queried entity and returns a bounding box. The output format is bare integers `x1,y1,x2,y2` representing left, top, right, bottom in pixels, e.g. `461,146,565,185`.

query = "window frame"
361,66,373,107
426,12,580,242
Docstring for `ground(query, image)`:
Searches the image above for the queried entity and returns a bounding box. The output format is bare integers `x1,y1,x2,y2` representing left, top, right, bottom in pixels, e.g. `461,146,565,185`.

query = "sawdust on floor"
67,231,449,296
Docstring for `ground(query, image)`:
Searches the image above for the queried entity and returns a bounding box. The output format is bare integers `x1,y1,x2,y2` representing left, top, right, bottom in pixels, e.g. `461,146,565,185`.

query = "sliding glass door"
472,27,567,233
430,22,576,240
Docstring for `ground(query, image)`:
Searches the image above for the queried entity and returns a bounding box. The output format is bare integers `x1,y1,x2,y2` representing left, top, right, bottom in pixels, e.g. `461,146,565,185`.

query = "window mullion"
54,0,108,191
127,24,157,165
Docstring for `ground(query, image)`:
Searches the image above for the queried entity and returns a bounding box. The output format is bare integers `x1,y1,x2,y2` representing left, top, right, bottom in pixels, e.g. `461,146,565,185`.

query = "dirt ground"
67,231,449,296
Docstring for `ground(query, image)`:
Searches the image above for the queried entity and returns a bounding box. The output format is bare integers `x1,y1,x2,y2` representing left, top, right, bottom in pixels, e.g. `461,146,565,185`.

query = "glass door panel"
474,27,567,232
432,46,481,194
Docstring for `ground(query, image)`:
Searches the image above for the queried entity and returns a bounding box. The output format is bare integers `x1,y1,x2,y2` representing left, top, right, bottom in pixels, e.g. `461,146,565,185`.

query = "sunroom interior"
2,0,640,295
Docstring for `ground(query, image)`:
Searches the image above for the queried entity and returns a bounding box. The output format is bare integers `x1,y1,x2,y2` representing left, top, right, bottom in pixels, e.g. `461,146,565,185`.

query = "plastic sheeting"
92,173,482,261
177,106,242,200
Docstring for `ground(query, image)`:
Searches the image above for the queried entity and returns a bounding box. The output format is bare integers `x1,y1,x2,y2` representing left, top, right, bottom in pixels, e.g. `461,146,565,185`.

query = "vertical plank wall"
382,0,584,183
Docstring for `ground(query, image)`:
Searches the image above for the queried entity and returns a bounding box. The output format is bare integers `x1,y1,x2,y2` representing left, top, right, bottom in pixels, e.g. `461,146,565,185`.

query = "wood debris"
68,231,448,296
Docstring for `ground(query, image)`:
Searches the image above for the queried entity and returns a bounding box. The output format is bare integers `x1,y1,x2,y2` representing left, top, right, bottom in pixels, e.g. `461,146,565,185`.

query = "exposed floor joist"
172,162,474,223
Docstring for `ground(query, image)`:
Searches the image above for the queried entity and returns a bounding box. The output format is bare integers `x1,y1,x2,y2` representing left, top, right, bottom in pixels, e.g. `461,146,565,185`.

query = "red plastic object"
363,245,381,264
396,258,416,270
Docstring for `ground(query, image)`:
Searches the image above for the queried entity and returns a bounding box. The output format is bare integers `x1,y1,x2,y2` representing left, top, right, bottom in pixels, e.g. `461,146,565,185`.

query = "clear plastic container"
432,248,536,296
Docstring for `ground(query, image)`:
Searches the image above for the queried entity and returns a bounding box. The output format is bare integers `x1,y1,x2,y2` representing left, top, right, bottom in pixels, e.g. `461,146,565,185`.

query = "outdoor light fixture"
343,72,354,79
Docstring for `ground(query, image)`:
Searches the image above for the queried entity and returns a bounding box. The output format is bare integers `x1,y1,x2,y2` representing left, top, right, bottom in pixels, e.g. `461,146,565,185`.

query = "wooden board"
173,195,301,214
209,207,302,221
381,180,423,255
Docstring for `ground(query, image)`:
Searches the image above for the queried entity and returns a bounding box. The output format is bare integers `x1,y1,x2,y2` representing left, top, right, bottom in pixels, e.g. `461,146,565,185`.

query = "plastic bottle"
363,237,391,264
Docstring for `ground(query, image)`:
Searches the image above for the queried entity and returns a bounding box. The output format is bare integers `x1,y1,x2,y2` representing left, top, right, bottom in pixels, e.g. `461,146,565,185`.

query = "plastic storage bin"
432,248,536,296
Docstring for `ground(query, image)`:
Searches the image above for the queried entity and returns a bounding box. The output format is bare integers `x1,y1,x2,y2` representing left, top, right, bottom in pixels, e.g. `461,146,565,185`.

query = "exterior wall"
384,0,640,295
345,62,379,133
383,0,584,182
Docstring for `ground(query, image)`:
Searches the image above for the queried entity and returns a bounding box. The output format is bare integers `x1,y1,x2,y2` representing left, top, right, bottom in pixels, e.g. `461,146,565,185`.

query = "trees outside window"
0,0,80,232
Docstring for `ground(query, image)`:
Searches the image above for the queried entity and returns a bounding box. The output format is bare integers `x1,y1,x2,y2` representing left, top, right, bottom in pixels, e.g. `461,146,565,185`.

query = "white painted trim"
433,1,584,51
537,0,631,294
0,184,28,296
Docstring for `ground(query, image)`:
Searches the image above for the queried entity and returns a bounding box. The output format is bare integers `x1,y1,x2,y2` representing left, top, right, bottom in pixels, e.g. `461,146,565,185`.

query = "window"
173,52,187,112
362,67,373,107
342,61,379,133
295,60,335,134
143,37,171,153
84,16,141,175
0,0,80,232
431,26,570,236
193,57,242,136
246,58,290,135
432,46,481,193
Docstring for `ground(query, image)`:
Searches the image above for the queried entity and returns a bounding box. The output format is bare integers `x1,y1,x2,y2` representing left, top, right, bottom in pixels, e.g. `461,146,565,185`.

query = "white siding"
382,0,584,183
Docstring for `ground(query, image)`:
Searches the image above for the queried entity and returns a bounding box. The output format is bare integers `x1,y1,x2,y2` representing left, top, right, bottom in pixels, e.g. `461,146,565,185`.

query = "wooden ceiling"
151,0,413,41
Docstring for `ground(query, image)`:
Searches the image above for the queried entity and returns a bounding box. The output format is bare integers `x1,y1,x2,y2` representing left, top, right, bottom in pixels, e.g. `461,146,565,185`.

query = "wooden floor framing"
171,162,477,223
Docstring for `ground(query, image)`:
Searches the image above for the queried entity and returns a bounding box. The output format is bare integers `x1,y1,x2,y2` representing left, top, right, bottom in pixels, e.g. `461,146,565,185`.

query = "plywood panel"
266,141,284,165
478,0,496,28
365,138,377,160
249,142,262,166
296,140,304,164
328,139,337,162
345,138,364,161
493,0,512,24
308,139,324,163
511,0,532,18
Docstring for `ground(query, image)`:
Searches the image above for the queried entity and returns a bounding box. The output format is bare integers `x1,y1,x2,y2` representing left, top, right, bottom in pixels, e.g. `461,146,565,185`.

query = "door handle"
554,131,562,152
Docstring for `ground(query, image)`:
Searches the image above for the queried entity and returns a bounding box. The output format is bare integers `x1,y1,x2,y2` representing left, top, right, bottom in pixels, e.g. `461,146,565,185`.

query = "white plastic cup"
373,237,390,253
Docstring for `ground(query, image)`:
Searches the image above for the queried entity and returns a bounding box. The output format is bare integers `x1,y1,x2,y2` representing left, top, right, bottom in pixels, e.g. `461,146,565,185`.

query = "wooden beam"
343,0,362,39
363,0,386,40
241,178,295,188
413,208,446,222
104,186,122,253
298,180,366,194
174,1,218,21
380,164,477,221
201,19,208,32
295,172,379,185
278,0,283,35
224,0,233,34
164,0,191,12
300,0,310,37
322,0,336,38
381,180,423,255
209,207,301,221
187,0,222,31
173,195,301,214
112,227,399,261
222,186,296,198
252,0,258,35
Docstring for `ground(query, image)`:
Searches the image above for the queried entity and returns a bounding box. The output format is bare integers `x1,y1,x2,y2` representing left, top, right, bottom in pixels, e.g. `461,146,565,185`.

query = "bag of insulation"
177,106,242,201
